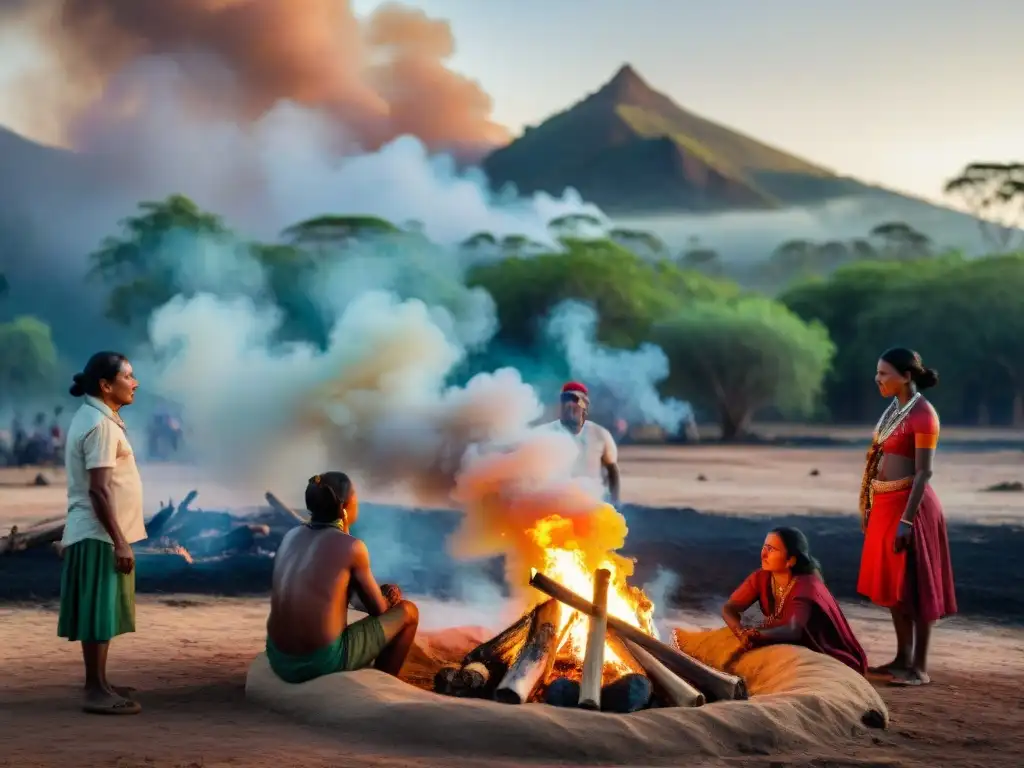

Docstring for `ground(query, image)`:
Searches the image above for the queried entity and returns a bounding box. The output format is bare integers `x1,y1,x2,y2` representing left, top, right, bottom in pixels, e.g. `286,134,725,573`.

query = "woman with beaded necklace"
717,526,868,674
857,347,957,686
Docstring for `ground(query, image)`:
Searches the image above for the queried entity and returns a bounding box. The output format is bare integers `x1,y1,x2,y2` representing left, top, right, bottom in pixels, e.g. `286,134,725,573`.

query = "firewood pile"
433,568,747,713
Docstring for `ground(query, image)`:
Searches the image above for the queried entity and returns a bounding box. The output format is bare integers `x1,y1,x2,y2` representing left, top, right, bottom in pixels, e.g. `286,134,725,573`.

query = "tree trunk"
718,407,751,441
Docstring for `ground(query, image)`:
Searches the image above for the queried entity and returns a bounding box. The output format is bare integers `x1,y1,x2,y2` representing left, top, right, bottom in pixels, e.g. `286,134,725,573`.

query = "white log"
621,636,706,707
494,598,561,704
577,568,611,710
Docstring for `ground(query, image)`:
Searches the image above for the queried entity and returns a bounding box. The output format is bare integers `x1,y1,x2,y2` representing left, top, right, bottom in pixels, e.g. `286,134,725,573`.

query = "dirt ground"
2,442,1023,767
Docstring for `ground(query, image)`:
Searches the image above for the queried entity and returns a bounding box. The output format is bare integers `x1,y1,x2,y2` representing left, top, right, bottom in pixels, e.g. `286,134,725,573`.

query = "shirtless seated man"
265,471,419,684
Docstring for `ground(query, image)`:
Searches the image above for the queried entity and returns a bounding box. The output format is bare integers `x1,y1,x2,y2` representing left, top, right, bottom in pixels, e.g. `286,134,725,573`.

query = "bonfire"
433,512,746,712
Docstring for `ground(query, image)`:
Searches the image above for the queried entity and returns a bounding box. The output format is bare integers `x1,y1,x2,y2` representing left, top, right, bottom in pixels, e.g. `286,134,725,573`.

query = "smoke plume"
141,259,630,605
0,1,674,606
544,300,691,432
0,0,509,158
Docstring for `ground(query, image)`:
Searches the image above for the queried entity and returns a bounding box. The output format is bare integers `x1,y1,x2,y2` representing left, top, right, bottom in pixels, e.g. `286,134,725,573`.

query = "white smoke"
544,300,691,432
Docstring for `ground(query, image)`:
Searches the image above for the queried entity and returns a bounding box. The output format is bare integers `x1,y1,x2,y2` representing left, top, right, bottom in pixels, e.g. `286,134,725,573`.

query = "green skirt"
57,538,136,643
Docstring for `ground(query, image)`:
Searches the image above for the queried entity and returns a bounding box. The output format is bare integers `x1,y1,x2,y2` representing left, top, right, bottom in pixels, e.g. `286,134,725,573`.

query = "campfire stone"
544,677,581,707
601,673,652,713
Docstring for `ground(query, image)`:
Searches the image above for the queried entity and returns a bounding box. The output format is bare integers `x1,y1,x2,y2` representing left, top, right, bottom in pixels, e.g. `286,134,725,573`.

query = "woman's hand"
893,521,913,554
737,627,761,651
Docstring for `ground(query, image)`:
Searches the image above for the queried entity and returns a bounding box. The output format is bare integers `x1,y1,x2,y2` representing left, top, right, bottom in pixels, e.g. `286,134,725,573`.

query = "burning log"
578,568,610,710
619,634,705,708
494,598,561,705
433,608,536,698
529,569,747,702
604,632,645,677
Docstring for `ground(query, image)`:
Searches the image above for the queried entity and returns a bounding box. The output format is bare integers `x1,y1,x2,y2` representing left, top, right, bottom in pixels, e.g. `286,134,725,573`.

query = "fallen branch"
618,633,705,707
529,569,747,701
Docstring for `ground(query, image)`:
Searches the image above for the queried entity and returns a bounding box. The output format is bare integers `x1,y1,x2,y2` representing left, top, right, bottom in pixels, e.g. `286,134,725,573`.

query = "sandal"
83,698,142,715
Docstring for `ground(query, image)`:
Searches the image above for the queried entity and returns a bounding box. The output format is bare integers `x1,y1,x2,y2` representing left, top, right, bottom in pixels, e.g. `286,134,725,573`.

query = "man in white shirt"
545,381,620,504
59,351,146,715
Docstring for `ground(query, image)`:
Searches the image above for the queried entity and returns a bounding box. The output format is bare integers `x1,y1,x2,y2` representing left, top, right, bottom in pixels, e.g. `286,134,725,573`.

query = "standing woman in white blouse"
59,351,146,715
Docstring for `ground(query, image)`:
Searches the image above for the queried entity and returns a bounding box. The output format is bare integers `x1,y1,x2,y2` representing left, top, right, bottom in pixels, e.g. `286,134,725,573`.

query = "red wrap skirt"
857,481,957,623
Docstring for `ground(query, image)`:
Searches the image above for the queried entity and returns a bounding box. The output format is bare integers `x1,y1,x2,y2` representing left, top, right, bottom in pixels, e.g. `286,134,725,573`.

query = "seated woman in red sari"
722,526,868,675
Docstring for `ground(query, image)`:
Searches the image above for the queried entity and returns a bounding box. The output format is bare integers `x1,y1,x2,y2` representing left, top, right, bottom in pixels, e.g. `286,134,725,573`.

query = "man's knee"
397,599,419,625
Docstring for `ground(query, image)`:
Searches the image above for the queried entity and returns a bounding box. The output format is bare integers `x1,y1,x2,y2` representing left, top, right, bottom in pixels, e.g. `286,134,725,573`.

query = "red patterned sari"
857,397,957,623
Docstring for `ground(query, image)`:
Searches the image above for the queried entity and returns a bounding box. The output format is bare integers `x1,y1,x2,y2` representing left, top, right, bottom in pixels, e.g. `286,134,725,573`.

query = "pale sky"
2,0,1021,203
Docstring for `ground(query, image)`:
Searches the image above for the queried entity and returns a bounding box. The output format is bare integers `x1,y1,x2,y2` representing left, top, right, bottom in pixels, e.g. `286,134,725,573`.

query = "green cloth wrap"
266,614,387,684
57,538,136,643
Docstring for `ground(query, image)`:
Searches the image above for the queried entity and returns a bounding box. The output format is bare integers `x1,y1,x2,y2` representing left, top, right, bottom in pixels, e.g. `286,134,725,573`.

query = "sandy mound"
245,623,887,762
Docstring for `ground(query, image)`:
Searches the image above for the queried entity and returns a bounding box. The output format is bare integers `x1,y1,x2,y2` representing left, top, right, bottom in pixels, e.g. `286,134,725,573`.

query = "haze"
1,0,1019,202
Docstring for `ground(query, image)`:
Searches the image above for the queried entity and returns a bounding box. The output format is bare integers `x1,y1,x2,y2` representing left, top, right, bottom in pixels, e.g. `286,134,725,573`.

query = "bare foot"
889,668,931,687
867,659,910,677
82,687,141,715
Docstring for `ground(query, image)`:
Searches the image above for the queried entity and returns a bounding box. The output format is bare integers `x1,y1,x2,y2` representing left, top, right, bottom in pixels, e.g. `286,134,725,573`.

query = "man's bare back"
267,525,368,654
264,472,419,683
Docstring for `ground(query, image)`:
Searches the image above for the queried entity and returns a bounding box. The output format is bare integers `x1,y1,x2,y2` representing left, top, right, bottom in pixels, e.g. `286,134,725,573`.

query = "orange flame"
529,514,656,672
450,429,656,675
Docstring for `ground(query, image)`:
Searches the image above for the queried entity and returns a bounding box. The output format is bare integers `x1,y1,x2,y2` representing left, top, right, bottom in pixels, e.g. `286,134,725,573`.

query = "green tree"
547,213,604,238
608,228,669,259
88,195,230,327
468,237,737,348
944,162,1024,252
281,215,400,247
460,231,498,250
0,316,58,404
869,221,932,260
855,254,1024,425
678,236,722,274
653,296,835,440
781,255,968,423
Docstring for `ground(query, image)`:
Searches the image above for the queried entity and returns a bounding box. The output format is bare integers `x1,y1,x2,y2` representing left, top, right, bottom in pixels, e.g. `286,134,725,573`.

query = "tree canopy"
653,297,835,439
467,237,738,348
0,315,58,403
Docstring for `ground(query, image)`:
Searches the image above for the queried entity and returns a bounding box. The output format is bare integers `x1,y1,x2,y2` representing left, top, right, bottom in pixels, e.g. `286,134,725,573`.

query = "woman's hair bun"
915,367,939,390
68,372,86,397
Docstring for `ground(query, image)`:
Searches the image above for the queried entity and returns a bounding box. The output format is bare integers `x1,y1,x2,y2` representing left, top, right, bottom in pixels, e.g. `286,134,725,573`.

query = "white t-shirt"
62,396,147,547
544,420,618,484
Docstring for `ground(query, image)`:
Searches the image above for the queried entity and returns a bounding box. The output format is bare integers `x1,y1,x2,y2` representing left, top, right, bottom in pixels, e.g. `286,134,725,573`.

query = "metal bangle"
899,518,914,526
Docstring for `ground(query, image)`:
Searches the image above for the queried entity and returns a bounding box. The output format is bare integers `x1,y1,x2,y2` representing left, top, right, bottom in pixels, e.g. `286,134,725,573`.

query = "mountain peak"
594,63,657,105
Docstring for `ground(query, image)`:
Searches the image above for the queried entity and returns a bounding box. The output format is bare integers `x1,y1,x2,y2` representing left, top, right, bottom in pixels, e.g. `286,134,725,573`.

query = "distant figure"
50,406,65,458
546,381,620,504
59,351,145,715
718,527,868,674
265,472,419,684
858,347,956,687
10,414,26,465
